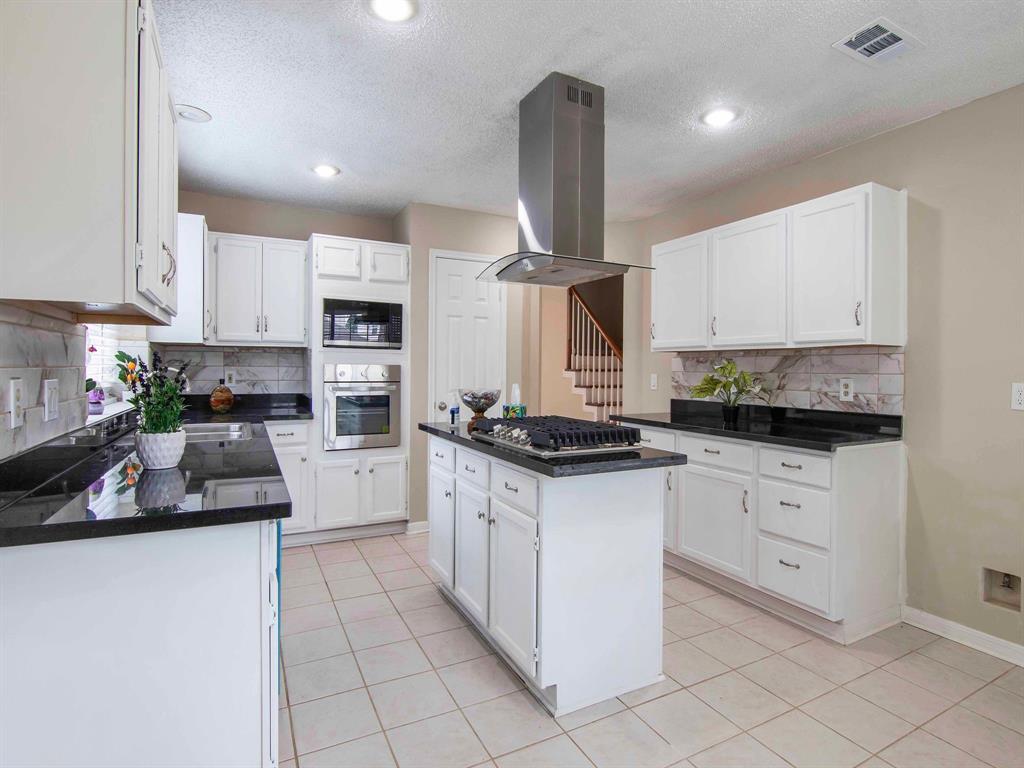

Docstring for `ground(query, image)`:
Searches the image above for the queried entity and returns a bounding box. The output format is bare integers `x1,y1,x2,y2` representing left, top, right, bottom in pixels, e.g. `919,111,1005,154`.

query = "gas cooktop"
470,416,642,457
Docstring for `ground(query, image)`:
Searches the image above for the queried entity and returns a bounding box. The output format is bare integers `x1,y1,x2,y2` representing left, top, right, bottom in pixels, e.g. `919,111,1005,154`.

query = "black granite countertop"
181,393,313,422
611,400,902,452
0,396,307,547
419,422,686,478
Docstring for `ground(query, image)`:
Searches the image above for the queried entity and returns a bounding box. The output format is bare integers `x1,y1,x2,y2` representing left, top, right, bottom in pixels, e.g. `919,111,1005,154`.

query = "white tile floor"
278,535,1024,768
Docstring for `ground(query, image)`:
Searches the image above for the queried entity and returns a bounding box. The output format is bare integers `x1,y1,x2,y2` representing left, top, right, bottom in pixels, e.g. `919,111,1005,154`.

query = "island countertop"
0,396,310,547
419,422,686,478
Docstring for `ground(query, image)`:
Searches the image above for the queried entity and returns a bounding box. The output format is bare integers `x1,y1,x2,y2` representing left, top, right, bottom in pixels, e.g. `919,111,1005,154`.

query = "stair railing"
566,286,624,420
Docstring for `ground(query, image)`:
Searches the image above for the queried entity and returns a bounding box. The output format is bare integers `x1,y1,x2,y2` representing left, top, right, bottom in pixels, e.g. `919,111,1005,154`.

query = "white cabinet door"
315,460,361,529
651,233,708,350
135,11,163,306
790,189,868,344
427,467,456,589
157,68,178,314
664,467,677,551
261,241,306,344
363,456,406,524
678,465,751,581
363,243,409,283
317,239,361,279
710,212,787,346
202,220,214,341
273,445,310,534
454,483,490,626
488,499,538,676
214,237,263,342
148,214,205,344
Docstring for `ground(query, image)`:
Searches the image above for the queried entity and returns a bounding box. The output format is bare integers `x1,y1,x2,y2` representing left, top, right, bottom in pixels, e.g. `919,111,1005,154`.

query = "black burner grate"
473,416,641,450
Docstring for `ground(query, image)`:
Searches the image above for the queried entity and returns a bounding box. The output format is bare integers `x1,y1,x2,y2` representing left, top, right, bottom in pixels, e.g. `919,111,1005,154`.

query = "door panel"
454,483,489,625
261,241,306,343
710,212,786,346
428,467,455,589
651,234,708,350
317,240,361,279
678,465,751,580
214,237,262,342
363,243,409,283
136,14,163,305
790,191,867,343
364,456,406,524
489,499,538,676
315,460,360,529
157,68,178,313
432,256,505,420
273,446,309,534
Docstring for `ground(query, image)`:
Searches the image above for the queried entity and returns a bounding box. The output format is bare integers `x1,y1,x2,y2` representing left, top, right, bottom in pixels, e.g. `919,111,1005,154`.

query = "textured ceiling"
154,0,1024,221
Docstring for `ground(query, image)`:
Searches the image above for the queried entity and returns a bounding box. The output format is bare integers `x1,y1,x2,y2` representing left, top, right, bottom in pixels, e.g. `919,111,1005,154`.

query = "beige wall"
538,288,588,419
621,85,1024,644
179,189,393,242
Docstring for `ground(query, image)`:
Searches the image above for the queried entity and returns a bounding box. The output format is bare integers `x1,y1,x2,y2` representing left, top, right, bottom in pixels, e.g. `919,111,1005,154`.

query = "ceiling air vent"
833,17,922,65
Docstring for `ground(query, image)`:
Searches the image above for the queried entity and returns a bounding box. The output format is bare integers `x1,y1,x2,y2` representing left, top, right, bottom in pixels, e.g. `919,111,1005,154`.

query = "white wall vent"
833,18,922,65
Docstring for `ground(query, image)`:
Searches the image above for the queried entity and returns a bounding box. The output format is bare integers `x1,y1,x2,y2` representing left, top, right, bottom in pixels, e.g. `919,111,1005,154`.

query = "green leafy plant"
116,351,189,433
689,359,765,407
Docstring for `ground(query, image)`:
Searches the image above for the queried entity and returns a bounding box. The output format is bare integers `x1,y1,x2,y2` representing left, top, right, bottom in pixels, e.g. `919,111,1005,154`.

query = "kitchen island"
0,401,308,767
420,421,687,716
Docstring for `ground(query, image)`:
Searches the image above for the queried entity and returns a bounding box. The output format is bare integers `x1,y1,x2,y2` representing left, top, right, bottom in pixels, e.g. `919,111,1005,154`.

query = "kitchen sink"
181,422,253,442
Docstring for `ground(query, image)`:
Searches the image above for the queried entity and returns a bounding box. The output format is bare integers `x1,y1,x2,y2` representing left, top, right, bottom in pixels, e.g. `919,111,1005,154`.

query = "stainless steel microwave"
322,298,403,349
323,364,401,451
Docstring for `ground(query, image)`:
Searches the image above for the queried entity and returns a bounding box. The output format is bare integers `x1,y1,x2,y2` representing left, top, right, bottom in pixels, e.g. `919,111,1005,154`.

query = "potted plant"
689,359,765,426
85,378,105,415
116,351,189,469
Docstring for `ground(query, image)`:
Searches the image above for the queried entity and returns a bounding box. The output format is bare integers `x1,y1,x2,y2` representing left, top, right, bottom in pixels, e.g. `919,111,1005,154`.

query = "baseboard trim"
283,521,409,547
406,521,429,535
900,605,1024,667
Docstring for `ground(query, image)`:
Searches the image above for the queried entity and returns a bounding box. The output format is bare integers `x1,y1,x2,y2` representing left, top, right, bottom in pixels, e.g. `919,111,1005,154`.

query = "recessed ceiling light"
369,0,417,22
313,164,341,178
175,104,212,123
701,108,738,128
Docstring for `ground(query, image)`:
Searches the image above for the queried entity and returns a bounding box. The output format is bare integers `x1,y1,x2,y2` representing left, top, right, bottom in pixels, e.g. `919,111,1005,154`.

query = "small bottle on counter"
449,394,460,428
209,379,234,414
503,383,526,419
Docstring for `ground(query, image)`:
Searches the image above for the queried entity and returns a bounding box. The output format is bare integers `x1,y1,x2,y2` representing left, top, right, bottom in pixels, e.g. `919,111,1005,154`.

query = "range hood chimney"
477,72,650,287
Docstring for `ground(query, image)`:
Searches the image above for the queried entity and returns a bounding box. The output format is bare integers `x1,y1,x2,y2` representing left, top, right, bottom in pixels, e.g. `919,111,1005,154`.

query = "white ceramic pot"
135,429,186,470
134,468,186,509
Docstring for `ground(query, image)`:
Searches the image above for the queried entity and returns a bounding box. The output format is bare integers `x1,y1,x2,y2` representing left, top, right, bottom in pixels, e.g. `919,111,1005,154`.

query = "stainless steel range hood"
478,72,650,287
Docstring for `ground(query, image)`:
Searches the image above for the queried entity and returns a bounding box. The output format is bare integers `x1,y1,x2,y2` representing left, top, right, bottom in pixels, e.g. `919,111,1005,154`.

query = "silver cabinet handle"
464,464,476,473
854,300,862,327
444,490,451,498
742,489,748,514
650,323,655,340
781,461,803,470
160,243,173,285
640,437,652,444
256,315,260,332
434,451,444,458
779,500,801,509
666,471,672,492
778,559,801,569
277,432,294,437
264,315,269,332
704,448,720,455
504,481,518,493
477,511,485,520
711,316,718,336
488,516,496,526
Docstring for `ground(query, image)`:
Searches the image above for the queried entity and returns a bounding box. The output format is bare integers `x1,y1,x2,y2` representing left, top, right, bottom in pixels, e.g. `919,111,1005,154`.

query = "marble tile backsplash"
671,346,904,415
151,345,310,396
0,302,88,460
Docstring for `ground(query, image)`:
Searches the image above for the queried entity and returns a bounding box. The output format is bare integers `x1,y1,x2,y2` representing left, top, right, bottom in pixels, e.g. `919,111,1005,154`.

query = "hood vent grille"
567,84,594,108
833,18,922,65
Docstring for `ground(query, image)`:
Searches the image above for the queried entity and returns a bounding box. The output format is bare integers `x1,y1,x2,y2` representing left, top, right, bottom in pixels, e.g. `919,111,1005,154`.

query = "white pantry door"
431,253,506,421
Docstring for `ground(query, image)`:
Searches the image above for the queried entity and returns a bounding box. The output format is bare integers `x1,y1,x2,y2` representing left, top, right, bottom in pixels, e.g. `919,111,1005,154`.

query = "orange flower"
127,361,136,371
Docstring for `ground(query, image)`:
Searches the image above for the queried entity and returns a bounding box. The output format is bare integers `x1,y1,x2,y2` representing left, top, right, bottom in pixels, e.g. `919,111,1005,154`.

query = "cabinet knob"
477,511,485,520
488,517,496,526
354,469,360,475
444,490,451,498
369,467,374,474
300,457,307,462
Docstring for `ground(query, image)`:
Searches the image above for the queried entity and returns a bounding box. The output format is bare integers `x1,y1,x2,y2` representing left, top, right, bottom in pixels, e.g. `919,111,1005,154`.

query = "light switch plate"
9,378,24,428
224,368,238,386
43,379,59,422
1012,382,1024,411
650,373,658,391
839,378,854,402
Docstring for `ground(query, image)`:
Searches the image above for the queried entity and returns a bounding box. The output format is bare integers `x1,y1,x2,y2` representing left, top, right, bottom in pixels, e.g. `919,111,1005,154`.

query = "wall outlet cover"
839,378,854,402
224,368,238,386
1012,382,1024,411
650,373,658,391
9,378,24,428
43,379,59,422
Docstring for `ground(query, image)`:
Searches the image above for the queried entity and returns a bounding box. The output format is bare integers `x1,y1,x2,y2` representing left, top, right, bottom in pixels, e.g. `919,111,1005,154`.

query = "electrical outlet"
43,379,59,422
839,378,854,402
224,368,238,386
9,378,24,428
1012,382,1024,411
650,373,658,391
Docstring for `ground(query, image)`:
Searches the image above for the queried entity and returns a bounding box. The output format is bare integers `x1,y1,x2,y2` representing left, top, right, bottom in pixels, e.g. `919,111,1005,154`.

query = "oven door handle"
326,384,399,394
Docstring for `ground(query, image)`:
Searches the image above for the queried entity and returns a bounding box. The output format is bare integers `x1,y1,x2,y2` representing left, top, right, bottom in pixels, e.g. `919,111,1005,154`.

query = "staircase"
564,286,623,422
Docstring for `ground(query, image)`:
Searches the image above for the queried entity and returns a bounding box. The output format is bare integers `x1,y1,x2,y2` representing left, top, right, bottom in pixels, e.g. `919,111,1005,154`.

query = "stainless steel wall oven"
323,364,401,450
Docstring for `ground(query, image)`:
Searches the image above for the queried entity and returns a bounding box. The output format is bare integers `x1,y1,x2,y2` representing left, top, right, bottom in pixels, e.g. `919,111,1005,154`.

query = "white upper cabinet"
209,233,308,346
649,183,906,351
148,214,206,344
317,240,362,280
261,241,307,344
0,0,178,323
710,211,787,347
650,234,708,350
314,236,410,285
364,243,409,283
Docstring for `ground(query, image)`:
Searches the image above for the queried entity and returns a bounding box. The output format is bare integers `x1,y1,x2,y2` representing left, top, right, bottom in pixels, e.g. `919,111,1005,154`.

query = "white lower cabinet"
272,445,310,534
488,499,539,676
678,464,751,581
314,459,361,529
427,467,455,589
364,456,407,524
313,455,408,531
454,483,490,626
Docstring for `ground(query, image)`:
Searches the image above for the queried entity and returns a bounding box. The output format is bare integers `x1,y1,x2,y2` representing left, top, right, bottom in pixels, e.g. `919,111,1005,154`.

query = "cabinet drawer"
638,429,676,452
759,448,831,488
266,422,308,445
757,537,830,612
429,438,455,473
491,464,538,517
457,449,490,488
758,479,830,549
676,435,753,473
